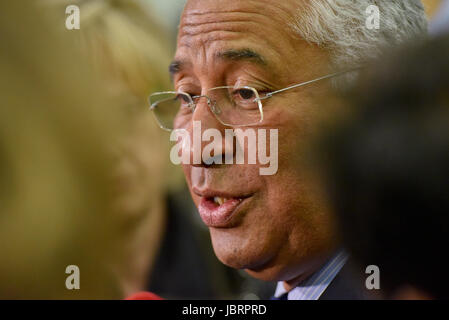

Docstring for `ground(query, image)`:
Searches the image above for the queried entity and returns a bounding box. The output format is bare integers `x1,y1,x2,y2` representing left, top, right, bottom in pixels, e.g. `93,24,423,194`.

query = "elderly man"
150,0,427,299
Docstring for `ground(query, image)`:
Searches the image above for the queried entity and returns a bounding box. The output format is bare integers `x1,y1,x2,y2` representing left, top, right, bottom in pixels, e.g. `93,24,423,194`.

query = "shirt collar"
274,249,349,300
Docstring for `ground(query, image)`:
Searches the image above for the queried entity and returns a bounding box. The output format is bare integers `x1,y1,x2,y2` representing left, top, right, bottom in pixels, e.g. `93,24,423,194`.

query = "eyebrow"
169,49,267,79
216,49,267,66
169,60,184,79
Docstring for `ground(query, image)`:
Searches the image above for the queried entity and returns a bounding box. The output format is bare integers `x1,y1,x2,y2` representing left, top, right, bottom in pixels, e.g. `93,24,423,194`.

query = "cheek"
263,177,303,225
263,102,315,170
274,103,322,189
181,164,191,183
255,104,317,220
181,164,203,207
261,154,331,237
260,175,337,263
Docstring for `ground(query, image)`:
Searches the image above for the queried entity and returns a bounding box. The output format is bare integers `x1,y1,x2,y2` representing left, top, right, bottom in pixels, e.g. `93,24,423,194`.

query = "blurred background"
0,0,447,300
0,0,274,300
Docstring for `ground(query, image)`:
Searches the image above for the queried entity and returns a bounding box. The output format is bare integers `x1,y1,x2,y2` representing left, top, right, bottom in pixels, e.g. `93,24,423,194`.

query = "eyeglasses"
149,68,359,131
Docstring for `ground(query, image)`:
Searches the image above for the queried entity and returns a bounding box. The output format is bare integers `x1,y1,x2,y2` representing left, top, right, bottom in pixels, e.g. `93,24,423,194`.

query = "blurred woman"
0,1,126,299
49,0,178,297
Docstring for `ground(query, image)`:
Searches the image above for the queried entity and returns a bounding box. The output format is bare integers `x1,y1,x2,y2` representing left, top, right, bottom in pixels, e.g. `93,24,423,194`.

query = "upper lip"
192,187,253,199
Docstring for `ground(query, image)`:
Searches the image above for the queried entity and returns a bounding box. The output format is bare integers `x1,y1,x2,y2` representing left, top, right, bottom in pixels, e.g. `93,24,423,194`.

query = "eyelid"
175,76,200,90
176,84,199,95
232,81,272,93
233,74,276,88
233,79,252,88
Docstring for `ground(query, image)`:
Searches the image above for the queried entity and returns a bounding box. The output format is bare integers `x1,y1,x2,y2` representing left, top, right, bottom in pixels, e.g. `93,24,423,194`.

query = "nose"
184,96,233,166
192,95,222,128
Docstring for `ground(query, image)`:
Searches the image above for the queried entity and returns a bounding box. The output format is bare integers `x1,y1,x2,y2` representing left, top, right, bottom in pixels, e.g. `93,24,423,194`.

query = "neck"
282,249,338,292
282,270,315,292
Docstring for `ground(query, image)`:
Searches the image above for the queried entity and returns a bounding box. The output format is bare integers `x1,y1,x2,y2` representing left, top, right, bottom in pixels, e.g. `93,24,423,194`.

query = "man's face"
173,0,338,283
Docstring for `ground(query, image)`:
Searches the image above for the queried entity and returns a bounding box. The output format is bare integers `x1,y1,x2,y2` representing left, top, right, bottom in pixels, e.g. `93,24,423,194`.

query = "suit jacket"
319,261,374,300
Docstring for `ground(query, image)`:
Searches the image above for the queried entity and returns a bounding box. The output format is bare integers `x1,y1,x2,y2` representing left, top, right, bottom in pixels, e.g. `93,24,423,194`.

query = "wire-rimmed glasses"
149,68,359,131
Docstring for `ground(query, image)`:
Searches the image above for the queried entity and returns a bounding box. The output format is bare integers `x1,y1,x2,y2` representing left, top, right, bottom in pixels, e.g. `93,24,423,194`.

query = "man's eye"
175,93,192,107
235,88,255,100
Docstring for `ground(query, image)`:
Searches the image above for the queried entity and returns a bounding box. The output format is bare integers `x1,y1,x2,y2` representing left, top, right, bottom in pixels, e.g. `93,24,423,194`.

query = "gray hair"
291,0,428,85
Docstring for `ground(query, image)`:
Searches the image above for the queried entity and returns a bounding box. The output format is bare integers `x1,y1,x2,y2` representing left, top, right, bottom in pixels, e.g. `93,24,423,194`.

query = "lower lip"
198,197,247,227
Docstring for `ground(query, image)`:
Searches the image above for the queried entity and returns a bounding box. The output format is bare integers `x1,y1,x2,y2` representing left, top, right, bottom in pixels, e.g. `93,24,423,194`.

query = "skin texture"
173,0,339,287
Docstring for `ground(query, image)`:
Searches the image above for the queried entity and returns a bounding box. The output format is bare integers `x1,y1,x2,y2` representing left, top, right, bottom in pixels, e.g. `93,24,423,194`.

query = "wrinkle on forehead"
179,0,298,41
179,14,273,46
175,0,327,85
180,19,262,38
182,0,298,23
178,16,275,65
181,9,273,27
177,6,291,64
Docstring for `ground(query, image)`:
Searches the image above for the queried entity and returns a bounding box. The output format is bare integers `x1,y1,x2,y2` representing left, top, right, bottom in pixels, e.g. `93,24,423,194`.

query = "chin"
245,265,287,282
209,227,283,278
215,247,290,282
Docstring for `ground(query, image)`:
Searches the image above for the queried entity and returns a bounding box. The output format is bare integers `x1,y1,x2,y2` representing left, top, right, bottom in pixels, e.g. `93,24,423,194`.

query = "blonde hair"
49,0,179,296
0,1,125,299
72,0,183,194
77,0,172,97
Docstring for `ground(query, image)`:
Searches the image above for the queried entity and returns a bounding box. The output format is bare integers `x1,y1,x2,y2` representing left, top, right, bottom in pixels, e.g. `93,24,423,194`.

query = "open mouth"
198,195,251,228
211,196,237,206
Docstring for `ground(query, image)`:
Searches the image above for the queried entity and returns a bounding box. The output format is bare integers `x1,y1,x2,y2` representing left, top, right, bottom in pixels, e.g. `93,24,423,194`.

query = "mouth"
197,194,252,228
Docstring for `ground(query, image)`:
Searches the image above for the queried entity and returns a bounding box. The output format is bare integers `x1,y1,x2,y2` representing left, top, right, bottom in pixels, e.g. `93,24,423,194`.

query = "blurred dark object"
317,34,449,299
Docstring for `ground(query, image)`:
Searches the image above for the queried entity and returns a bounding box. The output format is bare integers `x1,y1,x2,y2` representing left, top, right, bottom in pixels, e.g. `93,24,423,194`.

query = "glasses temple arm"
258,67,362,101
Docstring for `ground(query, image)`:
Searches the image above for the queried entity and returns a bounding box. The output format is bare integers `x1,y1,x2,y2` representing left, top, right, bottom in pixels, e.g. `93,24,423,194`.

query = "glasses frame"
149,86,263,131
149,68,360,132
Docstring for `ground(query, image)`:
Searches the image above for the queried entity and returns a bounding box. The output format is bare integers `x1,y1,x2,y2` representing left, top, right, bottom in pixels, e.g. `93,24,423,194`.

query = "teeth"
213,197,228,206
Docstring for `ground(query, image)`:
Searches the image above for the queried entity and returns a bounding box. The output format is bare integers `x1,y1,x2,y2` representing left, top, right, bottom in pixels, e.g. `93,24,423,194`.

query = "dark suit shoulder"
319,261,375,300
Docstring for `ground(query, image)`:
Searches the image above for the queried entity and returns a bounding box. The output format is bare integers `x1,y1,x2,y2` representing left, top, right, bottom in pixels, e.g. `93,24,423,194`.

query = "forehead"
175,0,301,74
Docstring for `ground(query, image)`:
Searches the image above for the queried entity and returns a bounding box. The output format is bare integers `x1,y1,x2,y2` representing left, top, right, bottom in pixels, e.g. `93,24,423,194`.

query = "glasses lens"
149,92,192,130
207,86,262,126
